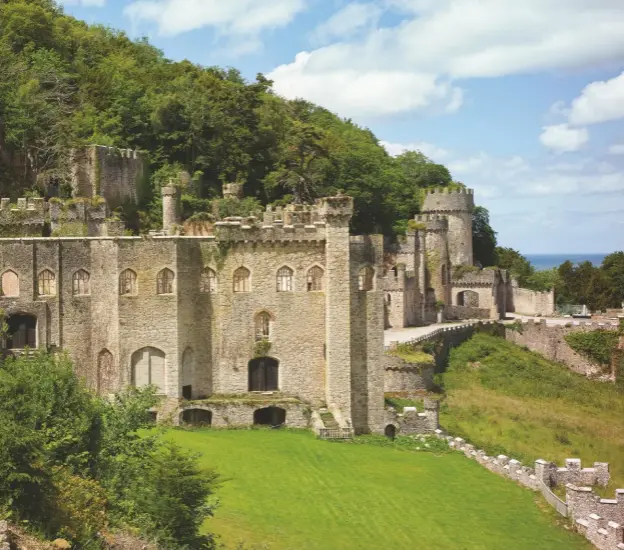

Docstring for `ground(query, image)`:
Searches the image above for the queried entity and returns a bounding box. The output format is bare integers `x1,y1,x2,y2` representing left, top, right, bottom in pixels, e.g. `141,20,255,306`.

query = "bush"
564,330,619,365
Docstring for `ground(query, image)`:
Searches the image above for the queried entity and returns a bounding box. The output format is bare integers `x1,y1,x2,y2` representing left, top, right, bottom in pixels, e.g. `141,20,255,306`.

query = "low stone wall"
574,514,624,550
384,355,434,392
385,398,439,435
509,286,555,316
174,399,311,428
505,319,618,378
445,305,491,320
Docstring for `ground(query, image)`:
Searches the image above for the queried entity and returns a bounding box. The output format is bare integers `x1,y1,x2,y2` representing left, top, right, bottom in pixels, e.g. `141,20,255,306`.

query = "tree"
472,206,497,267
495,247,534,286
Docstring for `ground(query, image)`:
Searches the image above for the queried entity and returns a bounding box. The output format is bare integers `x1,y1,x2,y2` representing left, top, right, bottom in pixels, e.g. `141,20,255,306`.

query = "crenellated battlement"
214,213,326,243
422,187,475,213
0,197,46,236
413,213,448,232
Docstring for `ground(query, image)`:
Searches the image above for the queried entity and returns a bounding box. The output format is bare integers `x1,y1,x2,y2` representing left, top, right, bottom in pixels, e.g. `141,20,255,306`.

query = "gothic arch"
1,270,19,297
97,349,115,394
157,268,175,295
131,347,166,394
119,269,137,296
306,265,324,291
276,265,294,292
73,269,91,295
233,267,251,293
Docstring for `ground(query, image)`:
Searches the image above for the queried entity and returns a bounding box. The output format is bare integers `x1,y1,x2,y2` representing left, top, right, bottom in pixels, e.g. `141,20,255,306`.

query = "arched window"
38,269,56,296
200,268,217,293
248,357,279,392
255,312,272,341
391,266,399,279
6,314,37,349
253,406,286,426
233,267,250,293
131,347,166,394
119,269,137,296
157,268,175,295
73,269,90,296
276,266,294,292
358,266,374,291
97,349,115,394
306,266,324,292
1,270,19,297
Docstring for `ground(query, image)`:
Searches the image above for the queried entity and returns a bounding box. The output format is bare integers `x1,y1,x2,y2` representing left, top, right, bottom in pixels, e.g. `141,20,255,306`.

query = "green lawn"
163,429,589,550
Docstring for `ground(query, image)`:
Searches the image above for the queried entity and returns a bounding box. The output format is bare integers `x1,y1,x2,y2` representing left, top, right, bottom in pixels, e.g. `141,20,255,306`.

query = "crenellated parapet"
0,197,46,236
413,213,448,232
422,187,475,213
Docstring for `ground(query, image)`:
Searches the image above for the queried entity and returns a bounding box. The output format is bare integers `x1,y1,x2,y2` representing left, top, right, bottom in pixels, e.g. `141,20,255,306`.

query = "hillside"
0,0,459,236
439,333,624,488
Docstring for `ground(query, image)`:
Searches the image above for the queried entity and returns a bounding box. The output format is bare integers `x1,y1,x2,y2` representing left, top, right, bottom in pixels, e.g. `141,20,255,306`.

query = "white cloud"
312,2,382,44
609,143,624,155
269,0,624,117
567,71,624,126
539,124,589,153
60,0,105,6
380,140,449,160
124,0,306,37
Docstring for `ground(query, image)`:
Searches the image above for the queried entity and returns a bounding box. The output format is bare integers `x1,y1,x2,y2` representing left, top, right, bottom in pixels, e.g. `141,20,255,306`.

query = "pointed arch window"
38,269,56,296
157,268,175,295
73,269,90,296
119,269,137,296
200,267,217,293
276,266,294,292
233,267,250,293
358,266,374,291
306,266,324,292
255,312,272,341
1,270,19,297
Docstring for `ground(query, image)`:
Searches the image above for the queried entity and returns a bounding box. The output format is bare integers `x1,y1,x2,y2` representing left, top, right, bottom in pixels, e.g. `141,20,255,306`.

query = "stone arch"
131,347,166,394
390,266,399,279
157,268,175,295
358,266,375,291
233,266,251,293
248,357,279,392
181,408,212,426
306,265,324,292
255,311,273,342
37,269,56,296
6,313,37,349
457,290,479,307
276,265,294,292
73,269,90,296
384,424,397,440
1,270,19,297
119,269,137,296
181,347,194,399
253,406,286,427
97,349,115,394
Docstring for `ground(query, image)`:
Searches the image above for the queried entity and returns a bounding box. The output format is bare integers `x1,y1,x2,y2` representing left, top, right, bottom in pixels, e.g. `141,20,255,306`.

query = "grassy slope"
164,429,587,550
440,333,624,490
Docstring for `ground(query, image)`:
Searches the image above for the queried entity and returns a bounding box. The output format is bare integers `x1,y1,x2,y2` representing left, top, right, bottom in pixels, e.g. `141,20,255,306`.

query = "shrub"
564,330,619,365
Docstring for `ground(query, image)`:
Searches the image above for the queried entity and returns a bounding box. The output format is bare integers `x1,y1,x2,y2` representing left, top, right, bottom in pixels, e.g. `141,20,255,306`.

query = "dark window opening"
248,357,279,392
148,411,158,423
6,314,36,349
182,385,193,400
253,407,286,427
384,425,397,440
182,409,212,425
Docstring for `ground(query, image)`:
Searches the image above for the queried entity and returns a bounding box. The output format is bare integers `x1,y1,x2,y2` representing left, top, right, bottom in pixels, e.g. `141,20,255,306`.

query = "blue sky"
60,0,624,255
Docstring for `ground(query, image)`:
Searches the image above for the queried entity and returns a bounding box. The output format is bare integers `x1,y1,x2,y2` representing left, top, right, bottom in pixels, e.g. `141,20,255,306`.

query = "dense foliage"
0,350,219,549
440,333,624,486
564,330,620,366
0,0,477,237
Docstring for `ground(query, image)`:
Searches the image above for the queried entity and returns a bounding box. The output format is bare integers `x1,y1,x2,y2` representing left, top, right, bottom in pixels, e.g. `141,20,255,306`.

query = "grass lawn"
440,333,624,491
163,428,589,550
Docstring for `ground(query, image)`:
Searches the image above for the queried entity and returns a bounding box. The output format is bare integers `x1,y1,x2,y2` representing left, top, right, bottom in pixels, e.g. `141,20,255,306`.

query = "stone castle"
0,145,553,434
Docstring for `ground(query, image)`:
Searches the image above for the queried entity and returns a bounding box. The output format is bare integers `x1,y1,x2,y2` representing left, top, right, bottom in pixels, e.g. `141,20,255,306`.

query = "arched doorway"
457,290,479,307
181,347,194,400
254,407,286,427
97,349,115,394
131,347,166,394
6,314,36,349
181,409,212,426
384,425,397,440
248,357,279,392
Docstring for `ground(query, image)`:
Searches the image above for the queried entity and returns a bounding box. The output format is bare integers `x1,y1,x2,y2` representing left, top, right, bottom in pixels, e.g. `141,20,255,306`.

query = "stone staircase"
317,408,353,440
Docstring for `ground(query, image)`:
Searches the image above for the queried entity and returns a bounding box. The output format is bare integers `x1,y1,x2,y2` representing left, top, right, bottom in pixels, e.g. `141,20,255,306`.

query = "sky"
59,0,624,255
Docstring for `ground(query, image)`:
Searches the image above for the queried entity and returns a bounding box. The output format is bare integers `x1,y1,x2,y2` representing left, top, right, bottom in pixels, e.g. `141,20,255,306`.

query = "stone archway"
384,425,397,440
181,409,212,426
457,290,479,307
253,407,286,427
248,357,279,392
6,314,37,349
131,347,166,394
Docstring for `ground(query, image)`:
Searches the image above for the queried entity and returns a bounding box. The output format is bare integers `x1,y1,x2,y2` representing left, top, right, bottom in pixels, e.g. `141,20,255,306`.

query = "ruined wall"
508,284,555,316
0,198,46,236
384,355,434,392
70,146,145,208
445,305,491,320
505,319,618,378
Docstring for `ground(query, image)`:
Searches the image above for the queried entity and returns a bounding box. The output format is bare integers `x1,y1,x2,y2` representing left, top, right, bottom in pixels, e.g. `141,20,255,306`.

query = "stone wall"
509,285,555,316
505,319,618,378
384,398,439,435
445,305,491,320
384,354,434,392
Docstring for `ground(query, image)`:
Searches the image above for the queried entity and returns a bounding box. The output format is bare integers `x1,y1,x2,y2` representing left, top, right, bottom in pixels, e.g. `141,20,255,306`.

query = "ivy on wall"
564,330,620,365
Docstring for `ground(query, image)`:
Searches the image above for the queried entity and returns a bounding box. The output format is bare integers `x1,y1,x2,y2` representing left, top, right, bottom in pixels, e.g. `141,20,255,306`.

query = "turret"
422,188,474,266
162,182,180,234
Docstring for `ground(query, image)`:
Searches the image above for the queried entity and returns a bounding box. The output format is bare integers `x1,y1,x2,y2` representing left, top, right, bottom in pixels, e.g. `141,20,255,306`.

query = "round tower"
422,188,474,266
161,181,180,233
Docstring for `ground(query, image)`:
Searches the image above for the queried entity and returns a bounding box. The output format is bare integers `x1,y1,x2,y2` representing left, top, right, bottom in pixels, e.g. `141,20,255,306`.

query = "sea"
524,253,608,271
